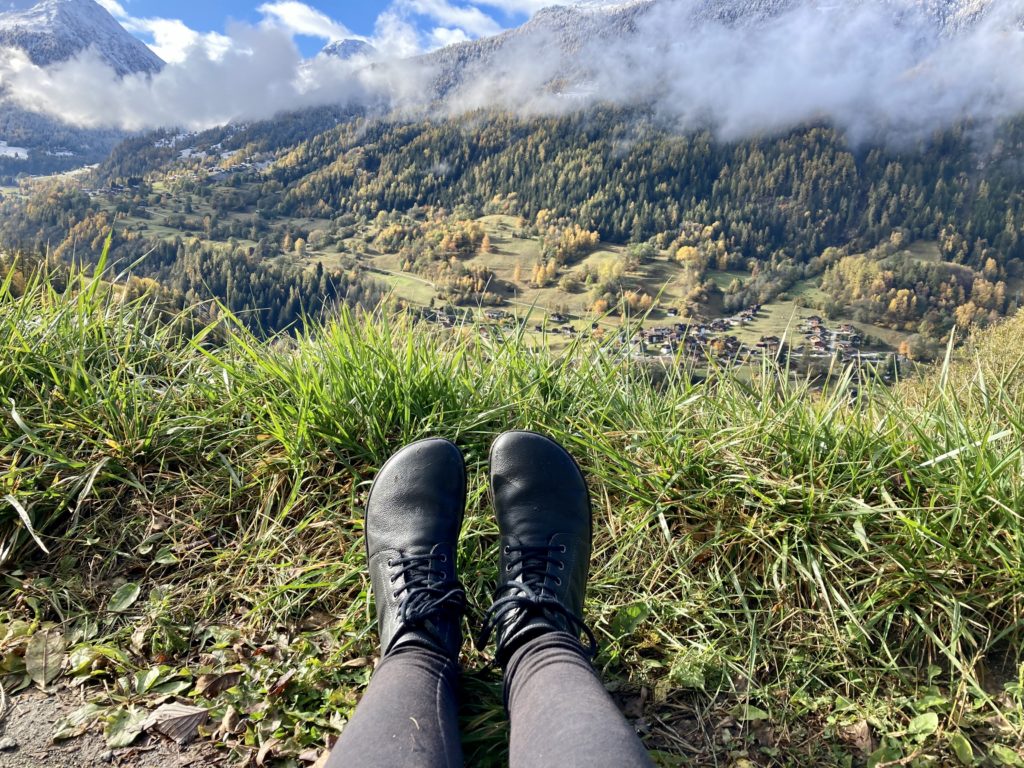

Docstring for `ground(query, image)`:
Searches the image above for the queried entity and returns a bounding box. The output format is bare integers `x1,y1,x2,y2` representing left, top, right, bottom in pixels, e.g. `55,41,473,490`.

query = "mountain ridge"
0,0,163,178
0,0,163,75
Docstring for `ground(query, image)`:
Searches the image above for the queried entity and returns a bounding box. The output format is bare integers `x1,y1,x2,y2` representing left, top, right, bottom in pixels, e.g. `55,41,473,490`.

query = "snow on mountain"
0,0,163,76
0,0,160,174
421,0,999,101
321,39,377,61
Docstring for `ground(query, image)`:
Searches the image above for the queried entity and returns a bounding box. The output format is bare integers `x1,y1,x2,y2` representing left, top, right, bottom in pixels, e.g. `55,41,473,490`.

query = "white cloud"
401,0,503,37
257,2,354,42
476,0,559,14
371,9,424,58
95,0,127,16
98,1,233,63
370,0,508,53
0,24,396,130
429,26,472,48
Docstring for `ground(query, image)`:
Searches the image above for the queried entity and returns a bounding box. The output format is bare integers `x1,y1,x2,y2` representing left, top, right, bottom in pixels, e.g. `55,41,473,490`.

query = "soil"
0,688,225,768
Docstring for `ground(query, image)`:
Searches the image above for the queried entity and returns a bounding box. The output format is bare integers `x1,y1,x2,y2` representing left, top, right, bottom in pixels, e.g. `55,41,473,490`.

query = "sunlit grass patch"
1,265,1022,766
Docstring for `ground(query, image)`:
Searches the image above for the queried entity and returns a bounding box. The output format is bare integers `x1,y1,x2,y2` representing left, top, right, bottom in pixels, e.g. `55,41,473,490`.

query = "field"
1,268,1022,767
78,182,952,360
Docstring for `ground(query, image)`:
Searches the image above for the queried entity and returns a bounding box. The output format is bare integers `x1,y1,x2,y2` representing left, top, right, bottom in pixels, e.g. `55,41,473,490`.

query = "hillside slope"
0,270,1020,765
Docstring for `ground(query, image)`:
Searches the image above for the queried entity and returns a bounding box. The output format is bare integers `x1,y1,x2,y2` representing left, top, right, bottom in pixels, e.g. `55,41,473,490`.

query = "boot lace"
476,544,597,657
389,553,466,630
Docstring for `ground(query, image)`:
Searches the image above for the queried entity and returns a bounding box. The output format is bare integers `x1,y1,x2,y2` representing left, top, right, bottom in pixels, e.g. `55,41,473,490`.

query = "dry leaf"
218,705,243,738
839,719,876,755
195,670,242,697
256,737,280,766
340,657,372,669
268,669,296,697
143,702,209,746
25,629,66,688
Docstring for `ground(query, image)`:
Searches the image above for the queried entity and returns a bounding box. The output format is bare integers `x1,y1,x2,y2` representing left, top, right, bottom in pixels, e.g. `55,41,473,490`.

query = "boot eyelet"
558,562,565,570
554,577,562,585
392,591,399,598
439,554,447,562
559,545,567,553
387,559,394,567
503,546,510,554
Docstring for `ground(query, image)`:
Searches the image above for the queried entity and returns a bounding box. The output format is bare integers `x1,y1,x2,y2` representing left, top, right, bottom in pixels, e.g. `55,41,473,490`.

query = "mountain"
0,0,163,75
321,38,377,61
421,0,996,100
0,0,163,179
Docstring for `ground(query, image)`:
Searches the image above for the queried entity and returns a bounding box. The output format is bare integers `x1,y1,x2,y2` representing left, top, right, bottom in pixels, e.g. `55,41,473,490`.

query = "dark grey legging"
326,632,654,767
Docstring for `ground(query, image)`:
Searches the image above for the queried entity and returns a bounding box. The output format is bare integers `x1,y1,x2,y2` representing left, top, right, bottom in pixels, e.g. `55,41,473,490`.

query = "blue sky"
97,0,547,61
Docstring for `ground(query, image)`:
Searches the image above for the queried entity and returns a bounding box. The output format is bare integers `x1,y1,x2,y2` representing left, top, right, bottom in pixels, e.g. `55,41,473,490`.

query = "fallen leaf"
219,705,243,738
143,702,209,746
340,657,372,669
53,703,106,742
268,669,296,697
25,629,66,688
195,670,242,697
257,737,280,766
839,720,877,755
105,706,147,748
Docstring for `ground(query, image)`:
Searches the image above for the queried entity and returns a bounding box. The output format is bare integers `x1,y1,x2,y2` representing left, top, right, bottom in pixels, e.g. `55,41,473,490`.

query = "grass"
1,266,1023,767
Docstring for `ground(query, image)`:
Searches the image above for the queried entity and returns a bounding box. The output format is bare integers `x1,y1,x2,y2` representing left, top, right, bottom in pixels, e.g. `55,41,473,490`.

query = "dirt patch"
0,689,225,768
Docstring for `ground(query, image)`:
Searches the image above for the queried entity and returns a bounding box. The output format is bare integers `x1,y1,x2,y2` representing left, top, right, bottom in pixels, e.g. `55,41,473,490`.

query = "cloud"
476,0,562,14
429,26,473,48
4,0,1024,144
399,0,503,37
257,1,354,42
371,9,425,58
0,23,424,131
439,0,1024,143
98,1,233,63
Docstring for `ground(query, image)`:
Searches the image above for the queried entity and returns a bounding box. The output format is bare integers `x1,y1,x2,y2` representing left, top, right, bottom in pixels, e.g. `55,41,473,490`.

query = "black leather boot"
366,438,467,660
477,431,597,667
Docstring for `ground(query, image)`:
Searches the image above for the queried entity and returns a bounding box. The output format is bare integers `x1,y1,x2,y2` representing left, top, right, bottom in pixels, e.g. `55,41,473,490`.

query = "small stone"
0,737,18,751
100,750,115,763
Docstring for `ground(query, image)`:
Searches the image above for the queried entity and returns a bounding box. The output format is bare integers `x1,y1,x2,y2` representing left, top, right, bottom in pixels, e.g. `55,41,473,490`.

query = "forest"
1,107,1022,335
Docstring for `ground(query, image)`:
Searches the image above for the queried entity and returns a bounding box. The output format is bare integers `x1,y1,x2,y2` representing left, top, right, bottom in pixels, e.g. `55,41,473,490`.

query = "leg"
327,438,469,768
478,431,653,767
326,646,463,768
505,632,653,768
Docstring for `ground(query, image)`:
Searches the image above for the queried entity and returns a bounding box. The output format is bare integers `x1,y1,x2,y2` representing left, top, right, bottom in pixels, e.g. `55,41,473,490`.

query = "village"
412,302,899,381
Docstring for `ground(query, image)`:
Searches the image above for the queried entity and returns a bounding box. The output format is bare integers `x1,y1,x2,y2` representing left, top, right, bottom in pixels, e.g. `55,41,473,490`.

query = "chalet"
757,335,782,351
550,313,570,324
667,307,680,317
